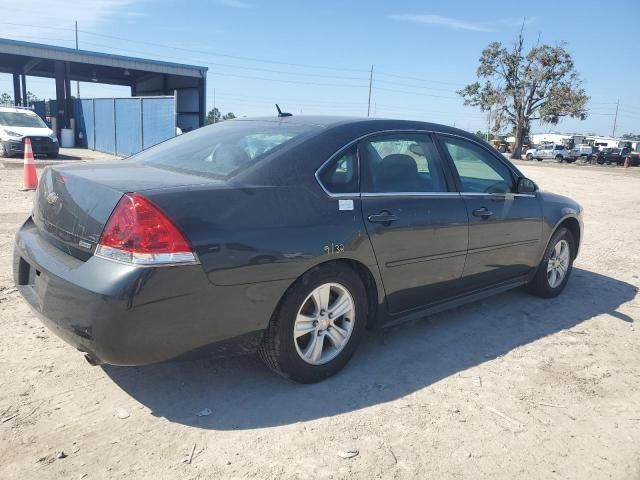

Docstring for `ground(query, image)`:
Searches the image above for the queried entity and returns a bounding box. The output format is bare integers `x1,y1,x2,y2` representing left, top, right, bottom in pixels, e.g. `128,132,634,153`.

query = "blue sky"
1,0,639,136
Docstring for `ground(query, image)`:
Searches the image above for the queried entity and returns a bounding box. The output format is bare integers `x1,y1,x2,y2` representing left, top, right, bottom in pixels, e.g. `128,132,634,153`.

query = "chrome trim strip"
313,128,536,199
460,192,536,198
361,192,461,198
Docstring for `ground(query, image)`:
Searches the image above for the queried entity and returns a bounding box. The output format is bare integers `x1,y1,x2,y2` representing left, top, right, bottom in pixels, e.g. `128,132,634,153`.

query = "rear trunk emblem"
78,241,92,249
46,192,59,205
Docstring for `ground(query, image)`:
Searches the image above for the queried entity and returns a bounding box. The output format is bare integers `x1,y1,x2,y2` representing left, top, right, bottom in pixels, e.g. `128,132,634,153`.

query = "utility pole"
487,108,491,141
612,99,619,137
367,65,373,117
75,21,80,98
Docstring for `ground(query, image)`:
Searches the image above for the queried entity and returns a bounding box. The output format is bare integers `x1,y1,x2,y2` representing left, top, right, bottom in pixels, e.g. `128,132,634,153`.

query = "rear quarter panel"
145,185,380,287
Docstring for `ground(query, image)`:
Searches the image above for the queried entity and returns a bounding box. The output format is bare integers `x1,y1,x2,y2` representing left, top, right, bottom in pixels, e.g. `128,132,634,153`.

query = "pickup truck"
525,144,574,162
570,144,597,162
593,147,633,165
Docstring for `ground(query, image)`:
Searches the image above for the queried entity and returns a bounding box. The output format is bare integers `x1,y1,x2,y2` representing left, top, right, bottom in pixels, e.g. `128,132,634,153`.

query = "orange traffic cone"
22,137,38,191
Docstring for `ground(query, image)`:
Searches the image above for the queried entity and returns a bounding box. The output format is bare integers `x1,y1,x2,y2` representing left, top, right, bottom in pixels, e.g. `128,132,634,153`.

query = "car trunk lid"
32,162,221,261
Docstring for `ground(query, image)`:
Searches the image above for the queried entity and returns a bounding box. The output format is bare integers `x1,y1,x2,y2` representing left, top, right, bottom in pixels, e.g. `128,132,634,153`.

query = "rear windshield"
134,120,321,179
0,111,47,128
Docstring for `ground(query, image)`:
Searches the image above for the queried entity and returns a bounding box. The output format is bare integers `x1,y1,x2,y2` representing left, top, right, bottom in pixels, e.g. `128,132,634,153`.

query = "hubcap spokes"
547,239,570,288
294,283,355,365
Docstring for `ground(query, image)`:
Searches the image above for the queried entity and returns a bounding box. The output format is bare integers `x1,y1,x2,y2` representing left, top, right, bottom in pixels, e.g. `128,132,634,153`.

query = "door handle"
472,207,493,218
367,211,397,224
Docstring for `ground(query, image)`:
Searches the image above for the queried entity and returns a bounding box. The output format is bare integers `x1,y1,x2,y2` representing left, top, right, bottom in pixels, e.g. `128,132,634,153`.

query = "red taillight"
96,193,197,266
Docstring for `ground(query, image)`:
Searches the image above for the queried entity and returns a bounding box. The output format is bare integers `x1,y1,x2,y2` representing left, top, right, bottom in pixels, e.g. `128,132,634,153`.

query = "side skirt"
381,275,531,329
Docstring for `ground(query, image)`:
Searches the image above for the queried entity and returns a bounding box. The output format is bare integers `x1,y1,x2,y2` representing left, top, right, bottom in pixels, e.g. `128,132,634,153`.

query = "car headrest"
376,154,421,192
380,154,418,180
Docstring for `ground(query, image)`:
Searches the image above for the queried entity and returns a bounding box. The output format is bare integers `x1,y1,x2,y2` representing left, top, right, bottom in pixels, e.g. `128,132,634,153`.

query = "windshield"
134,120,321,179
0,111,47,128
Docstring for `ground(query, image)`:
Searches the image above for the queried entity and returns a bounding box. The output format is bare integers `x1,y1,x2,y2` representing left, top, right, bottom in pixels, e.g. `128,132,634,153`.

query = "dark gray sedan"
13,116,583,383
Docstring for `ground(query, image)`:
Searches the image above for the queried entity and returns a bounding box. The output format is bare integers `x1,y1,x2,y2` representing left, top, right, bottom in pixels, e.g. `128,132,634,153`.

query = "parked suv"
525,144,574,162
0,106,59,158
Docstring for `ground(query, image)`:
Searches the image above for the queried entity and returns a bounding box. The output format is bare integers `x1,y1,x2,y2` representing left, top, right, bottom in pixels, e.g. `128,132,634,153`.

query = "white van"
0,106,59,158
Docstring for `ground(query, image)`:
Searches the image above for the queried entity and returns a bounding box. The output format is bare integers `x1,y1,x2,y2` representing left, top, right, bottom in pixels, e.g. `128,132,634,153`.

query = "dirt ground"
1,160,639,480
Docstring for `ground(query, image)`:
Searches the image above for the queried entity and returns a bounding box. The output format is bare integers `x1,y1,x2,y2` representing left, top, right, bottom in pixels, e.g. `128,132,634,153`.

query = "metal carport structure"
0,38,207,138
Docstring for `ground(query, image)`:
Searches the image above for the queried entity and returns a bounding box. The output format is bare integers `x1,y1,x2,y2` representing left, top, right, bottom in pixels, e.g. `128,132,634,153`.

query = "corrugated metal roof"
0,38,207,78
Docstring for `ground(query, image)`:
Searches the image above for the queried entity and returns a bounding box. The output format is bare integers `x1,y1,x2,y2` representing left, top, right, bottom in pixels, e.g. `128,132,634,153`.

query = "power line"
76,39,369,82
76,29,370,73
373,86,459,100
207,71,367,89
376,70,467,87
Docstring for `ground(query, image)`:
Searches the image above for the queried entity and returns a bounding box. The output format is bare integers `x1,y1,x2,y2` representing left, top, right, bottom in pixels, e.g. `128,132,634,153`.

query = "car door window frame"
434,133,535,197
315,130,459,198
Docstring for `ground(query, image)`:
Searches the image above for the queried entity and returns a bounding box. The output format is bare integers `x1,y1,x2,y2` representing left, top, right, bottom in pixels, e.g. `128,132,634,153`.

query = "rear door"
359,132,468,314
437,134,543,291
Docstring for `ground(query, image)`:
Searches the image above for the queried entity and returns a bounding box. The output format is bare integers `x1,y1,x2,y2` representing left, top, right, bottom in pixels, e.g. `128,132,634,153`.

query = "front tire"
527,227,575,298
526,153,533,160
0,143,9,158
555,155,564,163
258,263,367,383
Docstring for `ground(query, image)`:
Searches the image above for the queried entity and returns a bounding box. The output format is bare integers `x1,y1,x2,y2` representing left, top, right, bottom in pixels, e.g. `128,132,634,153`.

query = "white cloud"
388,14,493,32
388,14,539,32
0,0,144,40
214,0,252,8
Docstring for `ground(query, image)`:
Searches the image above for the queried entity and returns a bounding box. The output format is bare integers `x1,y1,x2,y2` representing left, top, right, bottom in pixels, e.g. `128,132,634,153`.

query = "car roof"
0,106,37,114
232,115,473,136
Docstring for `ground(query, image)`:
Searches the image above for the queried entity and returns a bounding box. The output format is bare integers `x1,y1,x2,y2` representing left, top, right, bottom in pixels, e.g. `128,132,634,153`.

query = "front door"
437,134,543,291
359,133,469,314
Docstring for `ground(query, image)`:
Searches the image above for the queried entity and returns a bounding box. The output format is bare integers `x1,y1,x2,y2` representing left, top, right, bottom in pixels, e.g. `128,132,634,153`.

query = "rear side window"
134,120,321,179
360,133,447,193
318,148,358,194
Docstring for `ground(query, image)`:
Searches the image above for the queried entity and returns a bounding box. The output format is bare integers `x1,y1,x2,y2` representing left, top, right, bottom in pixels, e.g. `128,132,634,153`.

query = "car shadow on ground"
103,268,637,430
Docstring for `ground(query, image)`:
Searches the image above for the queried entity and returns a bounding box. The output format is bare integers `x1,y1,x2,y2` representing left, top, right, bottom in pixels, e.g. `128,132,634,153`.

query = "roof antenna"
276,104,292,117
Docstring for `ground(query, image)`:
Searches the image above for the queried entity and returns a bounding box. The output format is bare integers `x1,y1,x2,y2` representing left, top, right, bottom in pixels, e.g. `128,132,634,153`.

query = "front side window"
317,148,358,194
360,133,447,193
440,136,514,194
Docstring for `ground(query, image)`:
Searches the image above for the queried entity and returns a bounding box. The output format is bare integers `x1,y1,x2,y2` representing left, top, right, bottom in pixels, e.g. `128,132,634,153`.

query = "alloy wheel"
547,239,570,288
293,282,355,365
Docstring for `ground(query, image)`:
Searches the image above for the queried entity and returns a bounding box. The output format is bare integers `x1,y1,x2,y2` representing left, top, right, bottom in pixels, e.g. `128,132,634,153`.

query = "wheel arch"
551,215,582,259
273,258,384,332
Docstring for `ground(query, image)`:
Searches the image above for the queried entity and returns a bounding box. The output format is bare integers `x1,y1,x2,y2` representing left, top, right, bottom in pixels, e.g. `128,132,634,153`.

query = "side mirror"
516,177,538,194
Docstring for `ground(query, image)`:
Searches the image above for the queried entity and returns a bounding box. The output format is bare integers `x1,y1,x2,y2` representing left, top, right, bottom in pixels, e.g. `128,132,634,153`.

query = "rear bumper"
13,217,280,365
3,138,59,156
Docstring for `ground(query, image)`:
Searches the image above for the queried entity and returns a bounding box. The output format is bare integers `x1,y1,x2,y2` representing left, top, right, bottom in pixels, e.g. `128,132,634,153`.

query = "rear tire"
258,263,367,383
527,227,575,298
555,155,564,163
0,143,9,158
